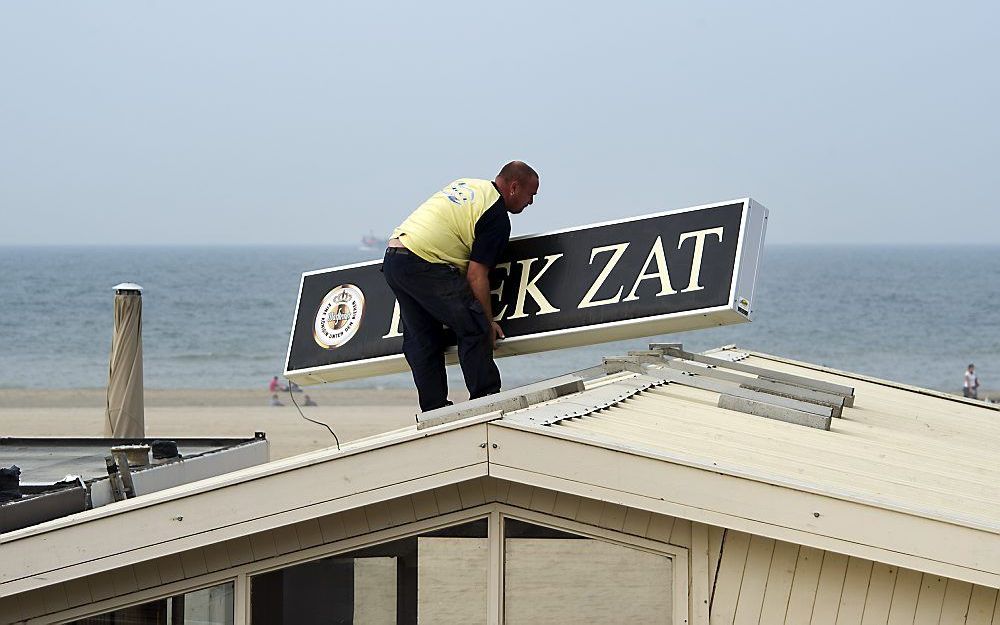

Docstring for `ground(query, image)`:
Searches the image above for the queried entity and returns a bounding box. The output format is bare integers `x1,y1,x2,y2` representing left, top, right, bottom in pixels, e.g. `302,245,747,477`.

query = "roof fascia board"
2,413,497,543
486,423,1000,587
0,424,490,596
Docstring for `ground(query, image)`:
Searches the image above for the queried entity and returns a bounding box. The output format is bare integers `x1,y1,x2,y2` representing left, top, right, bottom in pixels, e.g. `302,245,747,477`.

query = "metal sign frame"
285,198,768,385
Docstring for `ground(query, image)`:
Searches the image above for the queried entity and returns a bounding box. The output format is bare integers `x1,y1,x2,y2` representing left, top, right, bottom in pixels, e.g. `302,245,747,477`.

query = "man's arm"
467,260,504,348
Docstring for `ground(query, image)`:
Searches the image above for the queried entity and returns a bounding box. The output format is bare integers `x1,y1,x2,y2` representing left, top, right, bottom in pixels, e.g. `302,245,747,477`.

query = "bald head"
495,161,539,214
497,161,538,184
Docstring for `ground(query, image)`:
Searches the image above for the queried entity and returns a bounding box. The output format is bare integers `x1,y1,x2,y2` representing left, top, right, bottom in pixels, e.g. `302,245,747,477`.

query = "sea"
0,245,997,393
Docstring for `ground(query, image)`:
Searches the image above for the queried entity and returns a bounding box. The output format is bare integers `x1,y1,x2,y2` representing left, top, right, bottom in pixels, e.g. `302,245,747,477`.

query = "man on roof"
382,161,539,412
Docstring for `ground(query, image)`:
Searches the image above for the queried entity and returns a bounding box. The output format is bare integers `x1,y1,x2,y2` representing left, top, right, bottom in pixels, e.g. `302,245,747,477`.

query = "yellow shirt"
391,179,506,272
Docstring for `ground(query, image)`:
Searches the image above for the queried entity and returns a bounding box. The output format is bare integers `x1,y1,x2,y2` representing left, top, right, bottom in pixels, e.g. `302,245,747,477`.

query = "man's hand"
491,321,505,349
467,260,503,348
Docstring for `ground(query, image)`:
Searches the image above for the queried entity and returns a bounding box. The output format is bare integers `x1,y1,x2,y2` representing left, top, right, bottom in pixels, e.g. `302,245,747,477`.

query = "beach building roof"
0,435,268,534
2,345,998,623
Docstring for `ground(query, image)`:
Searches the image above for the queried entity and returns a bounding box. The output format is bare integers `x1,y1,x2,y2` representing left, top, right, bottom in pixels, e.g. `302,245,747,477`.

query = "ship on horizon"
360,232,388,252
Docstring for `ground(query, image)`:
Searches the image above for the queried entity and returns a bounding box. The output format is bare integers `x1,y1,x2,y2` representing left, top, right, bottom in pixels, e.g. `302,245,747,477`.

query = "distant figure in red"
269,376,287,393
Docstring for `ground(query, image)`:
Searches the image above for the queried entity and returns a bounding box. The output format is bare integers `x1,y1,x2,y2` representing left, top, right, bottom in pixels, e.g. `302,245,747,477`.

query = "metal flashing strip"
718,395,832,430
652,344,856,406
603,357,837,424
739,378,846,417
503,375,666,427
417,375,587,429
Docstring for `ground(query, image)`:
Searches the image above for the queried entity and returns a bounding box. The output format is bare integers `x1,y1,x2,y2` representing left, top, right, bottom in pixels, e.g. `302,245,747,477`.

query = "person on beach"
269,376,287,393
269,393,284,407
963,364,980,399
382,161,539,412
303,394,318,406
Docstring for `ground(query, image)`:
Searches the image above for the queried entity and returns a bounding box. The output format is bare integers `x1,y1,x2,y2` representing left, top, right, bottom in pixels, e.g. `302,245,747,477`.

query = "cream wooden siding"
709,529,1000,625
6,479,999,625
2,478,692,624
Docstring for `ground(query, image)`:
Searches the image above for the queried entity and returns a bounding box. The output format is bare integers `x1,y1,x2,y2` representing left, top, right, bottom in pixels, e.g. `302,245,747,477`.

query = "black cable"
287,384,340,450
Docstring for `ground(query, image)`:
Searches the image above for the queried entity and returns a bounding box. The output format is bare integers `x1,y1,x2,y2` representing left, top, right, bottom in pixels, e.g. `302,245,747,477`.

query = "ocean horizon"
1,244,997,394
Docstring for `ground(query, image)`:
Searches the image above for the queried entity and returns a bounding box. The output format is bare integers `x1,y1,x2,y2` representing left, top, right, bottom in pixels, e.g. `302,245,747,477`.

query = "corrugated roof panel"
501,349,1000,532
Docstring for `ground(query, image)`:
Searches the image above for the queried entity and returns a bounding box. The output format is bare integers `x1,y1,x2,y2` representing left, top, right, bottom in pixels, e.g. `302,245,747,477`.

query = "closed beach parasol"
105,283,144,438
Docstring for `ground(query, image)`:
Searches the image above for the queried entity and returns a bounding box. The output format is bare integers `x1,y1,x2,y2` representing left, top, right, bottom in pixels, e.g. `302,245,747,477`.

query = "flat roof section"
1,436,260,484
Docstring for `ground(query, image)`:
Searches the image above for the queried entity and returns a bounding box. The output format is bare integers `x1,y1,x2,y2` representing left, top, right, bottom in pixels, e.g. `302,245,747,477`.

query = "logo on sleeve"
314,285,366,349
445,181,476,206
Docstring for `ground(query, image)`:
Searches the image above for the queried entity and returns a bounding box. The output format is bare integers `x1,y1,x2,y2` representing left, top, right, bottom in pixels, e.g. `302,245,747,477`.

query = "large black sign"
285,199,768,384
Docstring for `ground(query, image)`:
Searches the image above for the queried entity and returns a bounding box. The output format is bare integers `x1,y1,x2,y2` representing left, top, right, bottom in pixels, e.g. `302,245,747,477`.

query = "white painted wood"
63,577,93,609
505,482,533,510
458,479,487,508
434,483,464,514
784,546,824,625
709,525,726,596
292,519,324,550
860,563,897,625
710,530,750,625
835,558,873,625
235,572,248,625
1,425,490,596
487,425,1000,587
759,541,800,625
623,508,652,537
912,573,947,625
812,552,849,625
410,490,439,520
180,549,209,578
248,532,277,561
965,585,998,625
733,534,775,625
937,579,972,625
886,568,922,625
646,513,676,544
225,537,254,567
598,502,628,532
690,522,711,625
670,518,693,548
364,500,392,532
575,497,605,527
551,491,581,520
487,511,503,625
527,486,557,514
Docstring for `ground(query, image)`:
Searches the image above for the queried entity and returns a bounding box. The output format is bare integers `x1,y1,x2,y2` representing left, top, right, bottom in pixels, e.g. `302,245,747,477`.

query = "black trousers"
382,247,501,412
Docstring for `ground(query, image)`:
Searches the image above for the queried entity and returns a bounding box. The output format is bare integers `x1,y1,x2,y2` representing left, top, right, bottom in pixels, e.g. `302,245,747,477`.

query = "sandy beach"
0,387,443,461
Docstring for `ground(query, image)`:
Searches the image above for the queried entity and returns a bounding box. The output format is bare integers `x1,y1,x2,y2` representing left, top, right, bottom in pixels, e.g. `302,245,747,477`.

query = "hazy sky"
1,1,997,245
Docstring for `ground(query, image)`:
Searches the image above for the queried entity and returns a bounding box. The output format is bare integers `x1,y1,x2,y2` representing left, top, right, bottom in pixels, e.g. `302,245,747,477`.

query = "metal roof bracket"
417,375,586,429
652,344,856,407
740,378,846,417
718,394,832,430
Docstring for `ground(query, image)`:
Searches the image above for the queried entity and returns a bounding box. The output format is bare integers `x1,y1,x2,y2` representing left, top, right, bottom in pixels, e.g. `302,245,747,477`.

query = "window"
503,519,674,624
68,581,234,625
250,518,488,624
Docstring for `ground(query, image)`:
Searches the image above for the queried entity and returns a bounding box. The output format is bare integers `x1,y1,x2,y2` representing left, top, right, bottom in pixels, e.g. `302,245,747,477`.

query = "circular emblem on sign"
313,284,366,349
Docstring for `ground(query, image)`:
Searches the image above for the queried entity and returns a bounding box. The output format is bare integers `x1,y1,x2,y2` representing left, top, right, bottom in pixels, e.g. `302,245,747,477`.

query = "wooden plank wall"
4,478,692,624
708,529,1000,625
4,478,488,624
6,479,998,625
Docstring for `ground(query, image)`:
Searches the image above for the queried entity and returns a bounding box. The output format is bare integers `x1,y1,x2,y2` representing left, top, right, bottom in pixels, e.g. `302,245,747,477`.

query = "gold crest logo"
314,284,365,349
